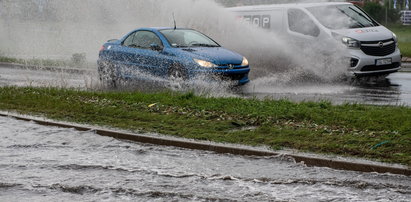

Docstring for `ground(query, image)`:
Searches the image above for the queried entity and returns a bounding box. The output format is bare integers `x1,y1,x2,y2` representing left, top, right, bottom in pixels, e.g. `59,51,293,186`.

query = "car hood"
333,26,394,41
178,47,243,65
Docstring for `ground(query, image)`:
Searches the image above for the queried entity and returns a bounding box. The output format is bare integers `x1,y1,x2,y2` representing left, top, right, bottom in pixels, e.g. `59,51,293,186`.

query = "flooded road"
0,64,97,89
1,64,411,106
0,115,410,201
242,72,411,105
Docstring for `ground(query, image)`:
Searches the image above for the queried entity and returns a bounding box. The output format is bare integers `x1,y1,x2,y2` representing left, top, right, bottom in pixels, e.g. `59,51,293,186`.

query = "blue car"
97,27,250,87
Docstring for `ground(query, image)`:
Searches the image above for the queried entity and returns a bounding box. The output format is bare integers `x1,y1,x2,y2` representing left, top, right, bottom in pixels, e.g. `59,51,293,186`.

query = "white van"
228,2,402,76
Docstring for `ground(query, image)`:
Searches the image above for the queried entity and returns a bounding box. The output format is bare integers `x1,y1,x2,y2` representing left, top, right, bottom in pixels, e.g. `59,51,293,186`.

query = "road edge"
0,62,90,74
0,112,409,176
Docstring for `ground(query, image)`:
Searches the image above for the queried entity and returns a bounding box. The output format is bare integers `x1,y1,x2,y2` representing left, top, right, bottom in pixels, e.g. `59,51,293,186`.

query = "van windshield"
307,5,379,30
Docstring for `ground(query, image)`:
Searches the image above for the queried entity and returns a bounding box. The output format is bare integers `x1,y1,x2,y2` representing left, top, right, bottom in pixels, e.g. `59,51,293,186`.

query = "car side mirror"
150,43,162,51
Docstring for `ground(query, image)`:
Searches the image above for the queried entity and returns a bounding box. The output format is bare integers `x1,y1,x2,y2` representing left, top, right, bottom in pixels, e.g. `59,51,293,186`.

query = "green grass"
388,24,411,57
0,87,410,166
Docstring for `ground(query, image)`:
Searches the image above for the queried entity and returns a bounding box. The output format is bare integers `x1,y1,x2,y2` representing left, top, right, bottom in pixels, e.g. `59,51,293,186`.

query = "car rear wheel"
98,62,117,88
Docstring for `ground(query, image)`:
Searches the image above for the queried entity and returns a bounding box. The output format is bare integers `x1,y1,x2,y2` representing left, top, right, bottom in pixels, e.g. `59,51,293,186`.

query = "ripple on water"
0,116,410,201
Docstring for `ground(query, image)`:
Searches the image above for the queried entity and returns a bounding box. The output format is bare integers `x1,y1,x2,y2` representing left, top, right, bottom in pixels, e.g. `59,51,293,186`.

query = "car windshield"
160,29,220,48
307,5,379,30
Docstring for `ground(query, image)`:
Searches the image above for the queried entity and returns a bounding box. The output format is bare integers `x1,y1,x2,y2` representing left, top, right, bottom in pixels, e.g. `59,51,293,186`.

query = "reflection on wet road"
0,116,410,201
1,64,411,105
242,72,411,105
0,64,98,89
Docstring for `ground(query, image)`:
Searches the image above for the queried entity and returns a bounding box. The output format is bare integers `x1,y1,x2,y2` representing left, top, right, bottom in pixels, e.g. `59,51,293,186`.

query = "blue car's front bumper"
189,67,250,85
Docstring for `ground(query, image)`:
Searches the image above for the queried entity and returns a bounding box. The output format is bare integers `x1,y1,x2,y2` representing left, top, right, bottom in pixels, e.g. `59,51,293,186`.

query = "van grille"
360,39,396,56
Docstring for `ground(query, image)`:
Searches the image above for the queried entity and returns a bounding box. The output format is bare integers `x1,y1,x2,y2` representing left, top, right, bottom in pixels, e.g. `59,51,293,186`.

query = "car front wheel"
168,64,188,89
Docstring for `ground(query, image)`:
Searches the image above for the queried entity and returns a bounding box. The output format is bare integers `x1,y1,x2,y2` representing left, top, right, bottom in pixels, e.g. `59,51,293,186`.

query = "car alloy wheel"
168,64,188,89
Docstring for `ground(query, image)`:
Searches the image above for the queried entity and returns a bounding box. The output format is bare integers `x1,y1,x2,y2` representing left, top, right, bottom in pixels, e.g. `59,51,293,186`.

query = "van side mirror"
150,43,162,51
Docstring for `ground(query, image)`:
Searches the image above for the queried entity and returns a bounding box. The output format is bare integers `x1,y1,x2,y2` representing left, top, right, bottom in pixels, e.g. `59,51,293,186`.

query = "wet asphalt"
1,63,411,106
0,116,410,201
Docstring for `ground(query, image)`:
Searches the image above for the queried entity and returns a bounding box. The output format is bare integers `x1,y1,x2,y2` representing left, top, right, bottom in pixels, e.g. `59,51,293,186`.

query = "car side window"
288,9,320,37
123,31,163,49
123,32,136,47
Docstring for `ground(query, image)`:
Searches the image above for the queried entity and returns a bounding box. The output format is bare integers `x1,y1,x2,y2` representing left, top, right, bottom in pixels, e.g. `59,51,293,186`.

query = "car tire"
98,62,117,88
168,64,188,89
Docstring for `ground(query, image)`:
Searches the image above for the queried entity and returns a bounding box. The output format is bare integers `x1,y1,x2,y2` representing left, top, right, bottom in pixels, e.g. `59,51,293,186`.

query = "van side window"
288,9,320,37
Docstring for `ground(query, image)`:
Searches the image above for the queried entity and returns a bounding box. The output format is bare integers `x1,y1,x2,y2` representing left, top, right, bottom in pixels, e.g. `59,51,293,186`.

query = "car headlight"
392,33,398,45
342,36,361,48
241,57,249,66
392,33,397,42
194,59,217,68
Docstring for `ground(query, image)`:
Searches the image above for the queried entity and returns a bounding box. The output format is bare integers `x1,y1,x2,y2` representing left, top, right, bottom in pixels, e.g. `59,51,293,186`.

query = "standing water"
0,116,410,201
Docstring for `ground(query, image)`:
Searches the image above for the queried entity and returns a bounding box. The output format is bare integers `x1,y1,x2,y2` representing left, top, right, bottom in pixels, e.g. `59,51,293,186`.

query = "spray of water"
0,0,350,95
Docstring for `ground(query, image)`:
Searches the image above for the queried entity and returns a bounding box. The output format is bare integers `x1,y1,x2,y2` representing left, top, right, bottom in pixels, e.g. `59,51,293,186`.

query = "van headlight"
392,33,398,45
241,57,249,66
194,59,217,68
342,37,361,48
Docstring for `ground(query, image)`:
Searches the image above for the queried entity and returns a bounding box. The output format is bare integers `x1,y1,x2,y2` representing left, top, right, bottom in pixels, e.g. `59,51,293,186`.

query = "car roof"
120,27,201,42
139,27,195,31
227,2,352,11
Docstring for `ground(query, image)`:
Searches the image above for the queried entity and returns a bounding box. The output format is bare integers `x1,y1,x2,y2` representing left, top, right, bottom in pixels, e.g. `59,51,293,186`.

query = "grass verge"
0,86,410,166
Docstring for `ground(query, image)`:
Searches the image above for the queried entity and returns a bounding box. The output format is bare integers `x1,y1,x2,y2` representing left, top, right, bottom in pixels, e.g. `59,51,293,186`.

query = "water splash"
0,0,349,94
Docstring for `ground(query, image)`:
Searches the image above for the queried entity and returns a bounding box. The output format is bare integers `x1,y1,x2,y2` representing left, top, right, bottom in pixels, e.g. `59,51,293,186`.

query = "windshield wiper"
190,43,219,47
172,45,189,48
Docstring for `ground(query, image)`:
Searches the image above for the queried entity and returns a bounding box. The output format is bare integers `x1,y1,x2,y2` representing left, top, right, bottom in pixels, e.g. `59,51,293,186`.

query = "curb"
0,62,90,74
402,62,411,67
0,112,409,176
400,62,411,72
402,57,411,63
